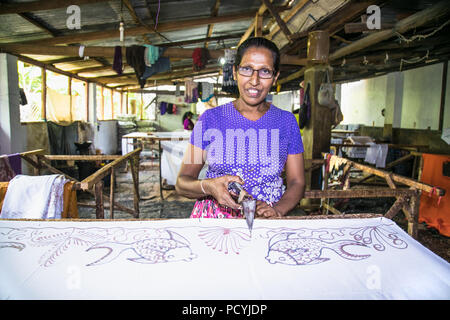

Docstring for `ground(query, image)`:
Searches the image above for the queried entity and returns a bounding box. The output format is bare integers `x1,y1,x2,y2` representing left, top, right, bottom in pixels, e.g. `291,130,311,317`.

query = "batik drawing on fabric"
264,223,408,266
0,227,197,267
0,222,408,267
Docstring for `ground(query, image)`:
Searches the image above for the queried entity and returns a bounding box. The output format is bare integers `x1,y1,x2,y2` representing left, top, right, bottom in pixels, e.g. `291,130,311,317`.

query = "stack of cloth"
184,80,199,103
0,174,78,219
221,49,238,94
364,143,388,168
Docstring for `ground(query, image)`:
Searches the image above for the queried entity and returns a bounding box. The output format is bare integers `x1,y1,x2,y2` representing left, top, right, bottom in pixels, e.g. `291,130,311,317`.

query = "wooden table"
122,132,191,200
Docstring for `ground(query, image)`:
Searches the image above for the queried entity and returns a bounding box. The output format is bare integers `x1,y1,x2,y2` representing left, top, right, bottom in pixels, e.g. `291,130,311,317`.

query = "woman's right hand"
202,175,244,210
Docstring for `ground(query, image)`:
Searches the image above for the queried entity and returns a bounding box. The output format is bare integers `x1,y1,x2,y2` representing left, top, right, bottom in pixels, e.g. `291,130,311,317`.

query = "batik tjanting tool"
228,182,255,236
242,198,256,238
227,181,248,204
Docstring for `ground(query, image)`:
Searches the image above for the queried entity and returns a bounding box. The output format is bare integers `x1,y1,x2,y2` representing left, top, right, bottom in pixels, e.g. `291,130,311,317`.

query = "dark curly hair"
182,111,193,124
234,37,280,74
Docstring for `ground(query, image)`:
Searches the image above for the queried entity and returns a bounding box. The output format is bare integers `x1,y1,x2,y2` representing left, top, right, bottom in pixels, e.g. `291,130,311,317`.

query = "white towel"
1,174,68,219
365,143,388,168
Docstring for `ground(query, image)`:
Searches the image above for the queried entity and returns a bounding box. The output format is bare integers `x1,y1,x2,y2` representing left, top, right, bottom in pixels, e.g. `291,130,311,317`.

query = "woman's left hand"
255,201,282,218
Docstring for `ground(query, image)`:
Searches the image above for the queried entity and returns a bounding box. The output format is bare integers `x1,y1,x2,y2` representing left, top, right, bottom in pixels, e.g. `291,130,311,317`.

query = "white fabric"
161,138,206,185
364,143,389,168
0,217,449,300
1,174,68,219
441,128,450,145
121,132,150,156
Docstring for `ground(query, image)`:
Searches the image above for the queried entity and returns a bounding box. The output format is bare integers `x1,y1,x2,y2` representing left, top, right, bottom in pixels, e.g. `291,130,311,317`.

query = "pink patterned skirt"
190,196,243,218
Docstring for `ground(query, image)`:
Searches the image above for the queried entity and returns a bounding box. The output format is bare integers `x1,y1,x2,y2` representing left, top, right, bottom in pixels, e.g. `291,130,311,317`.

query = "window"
113,90,121,118
71,78,87,121
17,61,43,122
46,70,72,122
96,85,104,120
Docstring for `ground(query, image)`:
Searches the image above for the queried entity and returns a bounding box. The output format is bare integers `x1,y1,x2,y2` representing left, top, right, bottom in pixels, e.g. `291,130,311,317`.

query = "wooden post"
94,180,104,219
408,191,420,239
299,31,331,211
158,140,164,200
303,31,332,162
254,13,262,37
129,155,140,218
110,167,115,219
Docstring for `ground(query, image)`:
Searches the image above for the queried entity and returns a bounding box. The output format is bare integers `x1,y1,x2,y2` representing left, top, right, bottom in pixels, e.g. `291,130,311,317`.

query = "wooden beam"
254,12,263,37
205,0,221,48
0,44,226,60
18,13,58,36
344,22,395,34
79,148,142,190
238,2,269,46
328,155,446,196
96,66,221,85
330,1,450,61
305,188,417,199
267,0,309,40
279,0,450,84
15,11,257,46
157,33,243,48
3,43,306,69
261,0,292,42
0,0,108,15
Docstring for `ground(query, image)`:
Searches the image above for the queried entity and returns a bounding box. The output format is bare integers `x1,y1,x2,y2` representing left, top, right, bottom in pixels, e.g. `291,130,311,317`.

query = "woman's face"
233,46,279,107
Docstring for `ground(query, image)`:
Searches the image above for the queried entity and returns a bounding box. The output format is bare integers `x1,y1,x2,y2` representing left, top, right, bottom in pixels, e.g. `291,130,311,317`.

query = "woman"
182,111,194,130
176,37,305,218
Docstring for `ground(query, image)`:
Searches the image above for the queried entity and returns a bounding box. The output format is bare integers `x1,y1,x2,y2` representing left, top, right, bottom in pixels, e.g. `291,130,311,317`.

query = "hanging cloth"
113,46,123,75
141,57,171,80
126,45,146,88
201,82,214,102
192,48,210,71
299,83,311,129
160,102,167,115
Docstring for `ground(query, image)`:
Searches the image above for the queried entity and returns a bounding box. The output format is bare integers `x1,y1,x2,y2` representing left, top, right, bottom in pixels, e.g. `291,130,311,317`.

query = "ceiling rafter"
14,10,257,46
0,0,109,15
204,0,221,48
278,0,450,85
261,0,292,43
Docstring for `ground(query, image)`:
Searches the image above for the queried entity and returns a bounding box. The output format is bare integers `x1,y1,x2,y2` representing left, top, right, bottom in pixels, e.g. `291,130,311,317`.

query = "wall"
340,75,388,127
401,63,443,130
0,53,26,156
340,62,449,130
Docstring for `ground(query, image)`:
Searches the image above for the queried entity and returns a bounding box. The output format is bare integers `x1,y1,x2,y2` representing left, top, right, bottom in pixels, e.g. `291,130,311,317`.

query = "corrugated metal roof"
1,0,449,89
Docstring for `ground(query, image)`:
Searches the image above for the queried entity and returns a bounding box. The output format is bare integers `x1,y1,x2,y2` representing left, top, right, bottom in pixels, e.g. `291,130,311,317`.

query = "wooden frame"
304,153,446,239
18,148,142,219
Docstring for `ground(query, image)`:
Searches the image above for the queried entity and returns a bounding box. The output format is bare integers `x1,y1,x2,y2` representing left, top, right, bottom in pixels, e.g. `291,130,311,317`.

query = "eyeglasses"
237,66,275,79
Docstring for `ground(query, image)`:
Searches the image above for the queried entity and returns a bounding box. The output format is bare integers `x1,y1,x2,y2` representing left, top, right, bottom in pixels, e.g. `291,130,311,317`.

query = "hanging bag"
318,69,334,108
299,83,311,129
